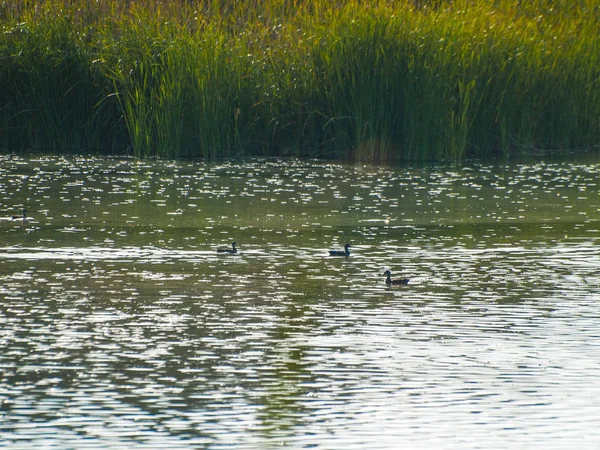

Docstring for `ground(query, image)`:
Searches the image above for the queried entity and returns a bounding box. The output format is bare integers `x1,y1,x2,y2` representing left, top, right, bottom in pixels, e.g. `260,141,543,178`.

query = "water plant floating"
329,243,350,257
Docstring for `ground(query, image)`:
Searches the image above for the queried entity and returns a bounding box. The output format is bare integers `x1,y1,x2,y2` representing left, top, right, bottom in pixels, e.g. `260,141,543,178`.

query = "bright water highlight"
0,156,599,449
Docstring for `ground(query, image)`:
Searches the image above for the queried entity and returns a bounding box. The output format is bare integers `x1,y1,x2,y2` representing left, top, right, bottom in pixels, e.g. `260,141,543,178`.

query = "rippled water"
1,155,599,449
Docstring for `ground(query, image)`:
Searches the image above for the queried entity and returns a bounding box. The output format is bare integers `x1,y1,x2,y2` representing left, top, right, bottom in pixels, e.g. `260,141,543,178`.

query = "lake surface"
0,155,599,449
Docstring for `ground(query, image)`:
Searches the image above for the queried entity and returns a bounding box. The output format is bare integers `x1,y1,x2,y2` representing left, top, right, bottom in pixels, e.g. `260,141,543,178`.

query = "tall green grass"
1,0,599,161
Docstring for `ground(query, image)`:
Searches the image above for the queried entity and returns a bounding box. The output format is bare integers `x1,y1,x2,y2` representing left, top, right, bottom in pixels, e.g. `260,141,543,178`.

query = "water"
0,155,599,449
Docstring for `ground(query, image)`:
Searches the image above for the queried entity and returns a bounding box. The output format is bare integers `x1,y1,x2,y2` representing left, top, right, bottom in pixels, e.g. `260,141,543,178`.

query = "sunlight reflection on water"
0,156,599,449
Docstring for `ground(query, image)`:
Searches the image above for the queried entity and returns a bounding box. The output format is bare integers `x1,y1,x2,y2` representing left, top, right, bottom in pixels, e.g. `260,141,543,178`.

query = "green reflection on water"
0,156,599,447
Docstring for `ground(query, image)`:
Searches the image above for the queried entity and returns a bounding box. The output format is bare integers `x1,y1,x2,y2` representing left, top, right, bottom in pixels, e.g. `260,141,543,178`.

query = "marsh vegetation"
1,0,599,161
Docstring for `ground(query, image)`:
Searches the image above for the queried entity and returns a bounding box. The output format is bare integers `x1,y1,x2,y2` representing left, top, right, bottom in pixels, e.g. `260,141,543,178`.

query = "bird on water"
12,209,27,221
217,241,237,254
329,243,351,257
384,270,409,285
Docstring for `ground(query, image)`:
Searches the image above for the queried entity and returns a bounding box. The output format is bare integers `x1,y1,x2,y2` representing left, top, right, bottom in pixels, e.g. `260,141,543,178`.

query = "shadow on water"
0,156,599,448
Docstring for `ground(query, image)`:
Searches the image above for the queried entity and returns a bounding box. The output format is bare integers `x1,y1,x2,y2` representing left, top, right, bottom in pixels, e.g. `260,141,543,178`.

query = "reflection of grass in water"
1,0,600,161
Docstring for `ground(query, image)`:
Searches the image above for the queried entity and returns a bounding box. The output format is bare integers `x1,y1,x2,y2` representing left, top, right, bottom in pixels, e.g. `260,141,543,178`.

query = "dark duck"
329,243,350,257
384,270,409,285
217,241,237,254
12,209,27,221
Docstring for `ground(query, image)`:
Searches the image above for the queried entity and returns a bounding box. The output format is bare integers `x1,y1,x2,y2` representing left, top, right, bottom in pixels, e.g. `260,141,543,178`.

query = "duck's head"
231,241,237,248
383,270,391,277
344,243,351,250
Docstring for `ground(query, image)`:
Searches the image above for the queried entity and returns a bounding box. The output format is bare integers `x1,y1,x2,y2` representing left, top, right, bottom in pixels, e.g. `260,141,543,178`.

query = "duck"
329,243,351,256
12,208,27,221
384,270,409,285
217,241,237,254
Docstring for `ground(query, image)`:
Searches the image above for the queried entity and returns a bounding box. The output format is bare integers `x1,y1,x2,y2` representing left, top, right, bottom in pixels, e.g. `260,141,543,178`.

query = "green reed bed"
1,0,599,161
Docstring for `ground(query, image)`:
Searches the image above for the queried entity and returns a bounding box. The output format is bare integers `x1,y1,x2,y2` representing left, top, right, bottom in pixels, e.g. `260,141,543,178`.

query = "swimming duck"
12,209,27,221
329,243,350,256
217,241,237,254
384,270,409,285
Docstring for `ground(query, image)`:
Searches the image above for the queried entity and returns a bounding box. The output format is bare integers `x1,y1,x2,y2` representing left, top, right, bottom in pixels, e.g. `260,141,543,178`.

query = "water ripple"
1,156,600,449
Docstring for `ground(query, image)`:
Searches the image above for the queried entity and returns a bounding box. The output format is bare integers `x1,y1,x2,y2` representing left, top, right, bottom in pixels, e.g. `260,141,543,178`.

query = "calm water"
0,155,599,449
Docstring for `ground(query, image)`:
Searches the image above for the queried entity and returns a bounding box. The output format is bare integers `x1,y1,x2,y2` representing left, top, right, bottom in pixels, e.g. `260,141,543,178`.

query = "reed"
0,0,599,161
0,10,117,151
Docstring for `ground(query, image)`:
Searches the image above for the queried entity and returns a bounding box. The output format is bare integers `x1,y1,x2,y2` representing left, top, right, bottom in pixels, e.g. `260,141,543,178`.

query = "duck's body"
12,209,27,221
329,243,351,257
384,270,409,285
217,241,237,254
